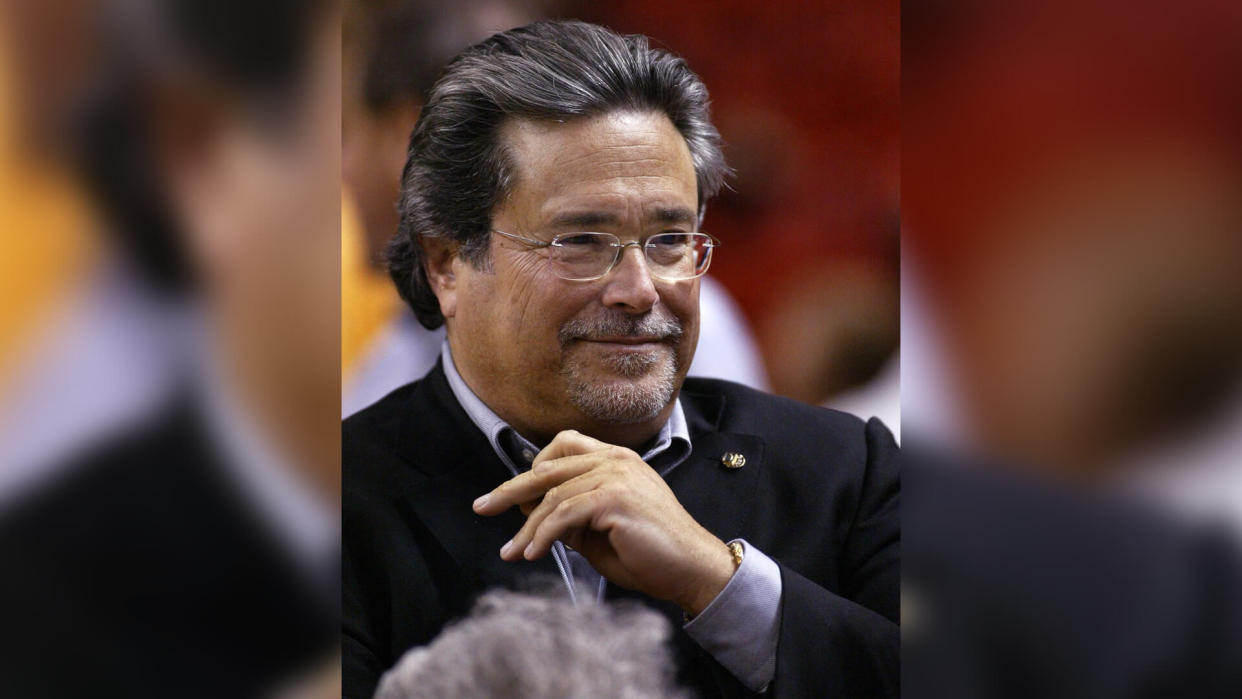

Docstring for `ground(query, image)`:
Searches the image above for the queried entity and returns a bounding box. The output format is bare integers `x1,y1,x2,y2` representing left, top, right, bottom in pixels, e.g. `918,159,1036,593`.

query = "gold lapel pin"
721,452,746,469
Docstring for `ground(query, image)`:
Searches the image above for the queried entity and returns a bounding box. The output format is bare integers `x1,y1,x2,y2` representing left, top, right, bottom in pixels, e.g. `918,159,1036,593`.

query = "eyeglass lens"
551,233,713,280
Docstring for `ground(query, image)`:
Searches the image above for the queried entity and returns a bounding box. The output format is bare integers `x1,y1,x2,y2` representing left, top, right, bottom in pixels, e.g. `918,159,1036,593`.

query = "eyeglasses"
491,230,720,282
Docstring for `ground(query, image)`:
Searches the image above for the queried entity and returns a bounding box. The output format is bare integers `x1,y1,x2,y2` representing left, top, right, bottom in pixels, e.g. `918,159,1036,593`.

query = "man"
339,1,768,418
344,20,899,698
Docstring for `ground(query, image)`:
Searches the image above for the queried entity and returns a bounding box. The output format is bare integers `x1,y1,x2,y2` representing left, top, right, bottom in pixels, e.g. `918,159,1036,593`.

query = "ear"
147,84,231,272
421,237,459,320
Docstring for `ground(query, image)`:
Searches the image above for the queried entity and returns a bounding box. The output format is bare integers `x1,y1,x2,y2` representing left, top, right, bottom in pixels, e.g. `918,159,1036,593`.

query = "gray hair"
387,20,730,328
374,589,692,699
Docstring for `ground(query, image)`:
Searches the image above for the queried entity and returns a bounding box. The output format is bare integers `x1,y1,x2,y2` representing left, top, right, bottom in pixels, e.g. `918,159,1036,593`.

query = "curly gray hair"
374,589,692,699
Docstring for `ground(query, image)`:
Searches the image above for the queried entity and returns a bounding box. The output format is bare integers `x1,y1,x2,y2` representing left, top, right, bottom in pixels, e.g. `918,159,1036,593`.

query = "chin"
562,358,678,425
578,341,675,374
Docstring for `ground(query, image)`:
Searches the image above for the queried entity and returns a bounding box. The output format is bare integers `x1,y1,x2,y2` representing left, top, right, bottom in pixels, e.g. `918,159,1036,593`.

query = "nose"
600,244,659,313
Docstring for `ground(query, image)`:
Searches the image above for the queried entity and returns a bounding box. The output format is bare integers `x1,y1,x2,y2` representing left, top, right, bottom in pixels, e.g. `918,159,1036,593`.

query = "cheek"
461,261,565,365
664,283,699,324
667,284,701,362
449,265,496,353
498,257,574,333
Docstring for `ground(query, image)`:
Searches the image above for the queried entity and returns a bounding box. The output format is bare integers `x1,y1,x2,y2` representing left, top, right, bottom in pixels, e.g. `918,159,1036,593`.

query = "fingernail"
523,542,535,559
473,495,489,510
500,539,514,558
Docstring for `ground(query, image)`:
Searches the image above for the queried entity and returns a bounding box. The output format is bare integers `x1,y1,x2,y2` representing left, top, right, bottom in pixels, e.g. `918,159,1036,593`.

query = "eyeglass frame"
490,229,721,282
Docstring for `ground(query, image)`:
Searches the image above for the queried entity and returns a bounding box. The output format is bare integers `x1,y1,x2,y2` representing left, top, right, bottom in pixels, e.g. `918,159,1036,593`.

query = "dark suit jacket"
343,363,900,698
0,389,338,699
904,448,1242,699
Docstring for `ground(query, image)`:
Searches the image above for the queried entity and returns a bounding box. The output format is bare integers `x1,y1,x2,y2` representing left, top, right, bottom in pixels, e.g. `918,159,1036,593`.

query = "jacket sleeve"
343,539,386,699
342,475,449,699
770,417,901,697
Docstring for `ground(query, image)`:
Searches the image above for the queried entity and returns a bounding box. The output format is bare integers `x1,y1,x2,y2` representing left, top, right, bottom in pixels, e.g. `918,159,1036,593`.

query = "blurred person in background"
0,0,341,696
344,20,899,699
340,0,768,418
903,1,1242,697
375,588,691,699
0,0,156,497
903,0,1242,519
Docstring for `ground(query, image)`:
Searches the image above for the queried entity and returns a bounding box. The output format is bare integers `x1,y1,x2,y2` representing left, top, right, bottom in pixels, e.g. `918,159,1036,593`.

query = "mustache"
558,311,684,347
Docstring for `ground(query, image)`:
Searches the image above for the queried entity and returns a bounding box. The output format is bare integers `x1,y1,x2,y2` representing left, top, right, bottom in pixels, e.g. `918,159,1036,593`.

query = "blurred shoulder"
680,376,895,447
342,380,425,498
343,380,420,443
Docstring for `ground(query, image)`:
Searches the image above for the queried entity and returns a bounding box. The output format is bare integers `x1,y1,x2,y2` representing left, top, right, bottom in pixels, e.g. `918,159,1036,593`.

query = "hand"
473,430,736,616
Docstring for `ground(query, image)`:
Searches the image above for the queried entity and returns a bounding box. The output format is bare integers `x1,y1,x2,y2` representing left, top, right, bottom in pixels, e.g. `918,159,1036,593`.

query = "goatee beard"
558,311,683,423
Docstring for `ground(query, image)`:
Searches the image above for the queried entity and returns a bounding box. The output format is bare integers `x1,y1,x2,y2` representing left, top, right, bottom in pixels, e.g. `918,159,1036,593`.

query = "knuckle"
551,497,584,524
599,482,625,499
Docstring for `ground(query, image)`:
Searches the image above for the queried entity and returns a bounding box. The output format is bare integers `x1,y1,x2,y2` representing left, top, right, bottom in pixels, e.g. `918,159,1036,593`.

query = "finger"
473,454,598,515
503,471,610,560
523,489,614,560
530,429,614,467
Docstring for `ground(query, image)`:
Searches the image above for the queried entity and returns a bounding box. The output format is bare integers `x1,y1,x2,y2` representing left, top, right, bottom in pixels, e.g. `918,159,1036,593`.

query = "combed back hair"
374,588,691,699
387,19,730,328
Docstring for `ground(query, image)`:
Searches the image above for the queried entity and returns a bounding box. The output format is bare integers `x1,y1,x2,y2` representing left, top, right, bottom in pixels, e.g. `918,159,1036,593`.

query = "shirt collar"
440,342,690,475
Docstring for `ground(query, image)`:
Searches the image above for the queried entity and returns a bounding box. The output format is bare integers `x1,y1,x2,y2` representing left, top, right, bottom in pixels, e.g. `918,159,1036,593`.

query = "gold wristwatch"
727,540,745,569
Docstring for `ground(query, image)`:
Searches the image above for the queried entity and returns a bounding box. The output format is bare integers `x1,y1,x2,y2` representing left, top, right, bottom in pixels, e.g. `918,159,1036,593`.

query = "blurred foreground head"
82,0,337,290
76,0,342,487
0,1,342,697
375,589,690,699
902,3,1242,697
904,0,1242,477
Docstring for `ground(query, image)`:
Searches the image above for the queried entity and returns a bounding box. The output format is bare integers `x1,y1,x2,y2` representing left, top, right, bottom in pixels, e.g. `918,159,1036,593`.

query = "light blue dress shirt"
441,343,781,691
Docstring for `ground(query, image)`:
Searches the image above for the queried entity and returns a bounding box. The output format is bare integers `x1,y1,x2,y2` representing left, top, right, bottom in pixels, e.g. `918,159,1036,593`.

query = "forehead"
496,111,699,229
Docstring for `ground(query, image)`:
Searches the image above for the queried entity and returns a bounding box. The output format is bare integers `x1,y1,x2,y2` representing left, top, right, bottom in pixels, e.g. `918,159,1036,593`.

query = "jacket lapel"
394,362,563,591
669,385,766,545
672,431,766,544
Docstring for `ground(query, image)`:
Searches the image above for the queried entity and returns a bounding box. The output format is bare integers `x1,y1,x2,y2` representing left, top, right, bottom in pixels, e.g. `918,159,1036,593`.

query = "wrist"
681,539,741,618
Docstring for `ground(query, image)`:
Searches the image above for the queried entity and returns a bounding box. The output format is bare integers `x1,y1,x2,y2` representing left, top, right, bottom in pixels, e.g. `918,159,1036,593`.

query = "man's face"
442,111,701,446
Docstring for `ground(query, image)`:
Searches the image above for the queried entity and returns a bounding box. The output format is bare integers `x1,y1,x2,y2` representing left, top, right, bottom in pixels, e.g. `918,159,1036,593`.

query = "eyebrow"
549,211,619,229
548,207,698,230
652,207,698,225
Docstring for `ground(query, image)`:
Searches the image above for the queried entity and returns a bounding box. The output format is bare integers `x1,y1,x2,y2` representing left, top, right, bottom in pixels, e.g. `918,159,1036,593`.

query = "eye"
649,232,693,248
556,233,607,248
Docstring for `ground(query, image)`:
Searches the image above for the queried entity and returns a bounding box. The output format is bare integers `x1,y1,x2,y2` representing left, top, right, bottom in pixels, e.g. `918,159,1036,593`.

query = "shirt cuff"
683,539,782,692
